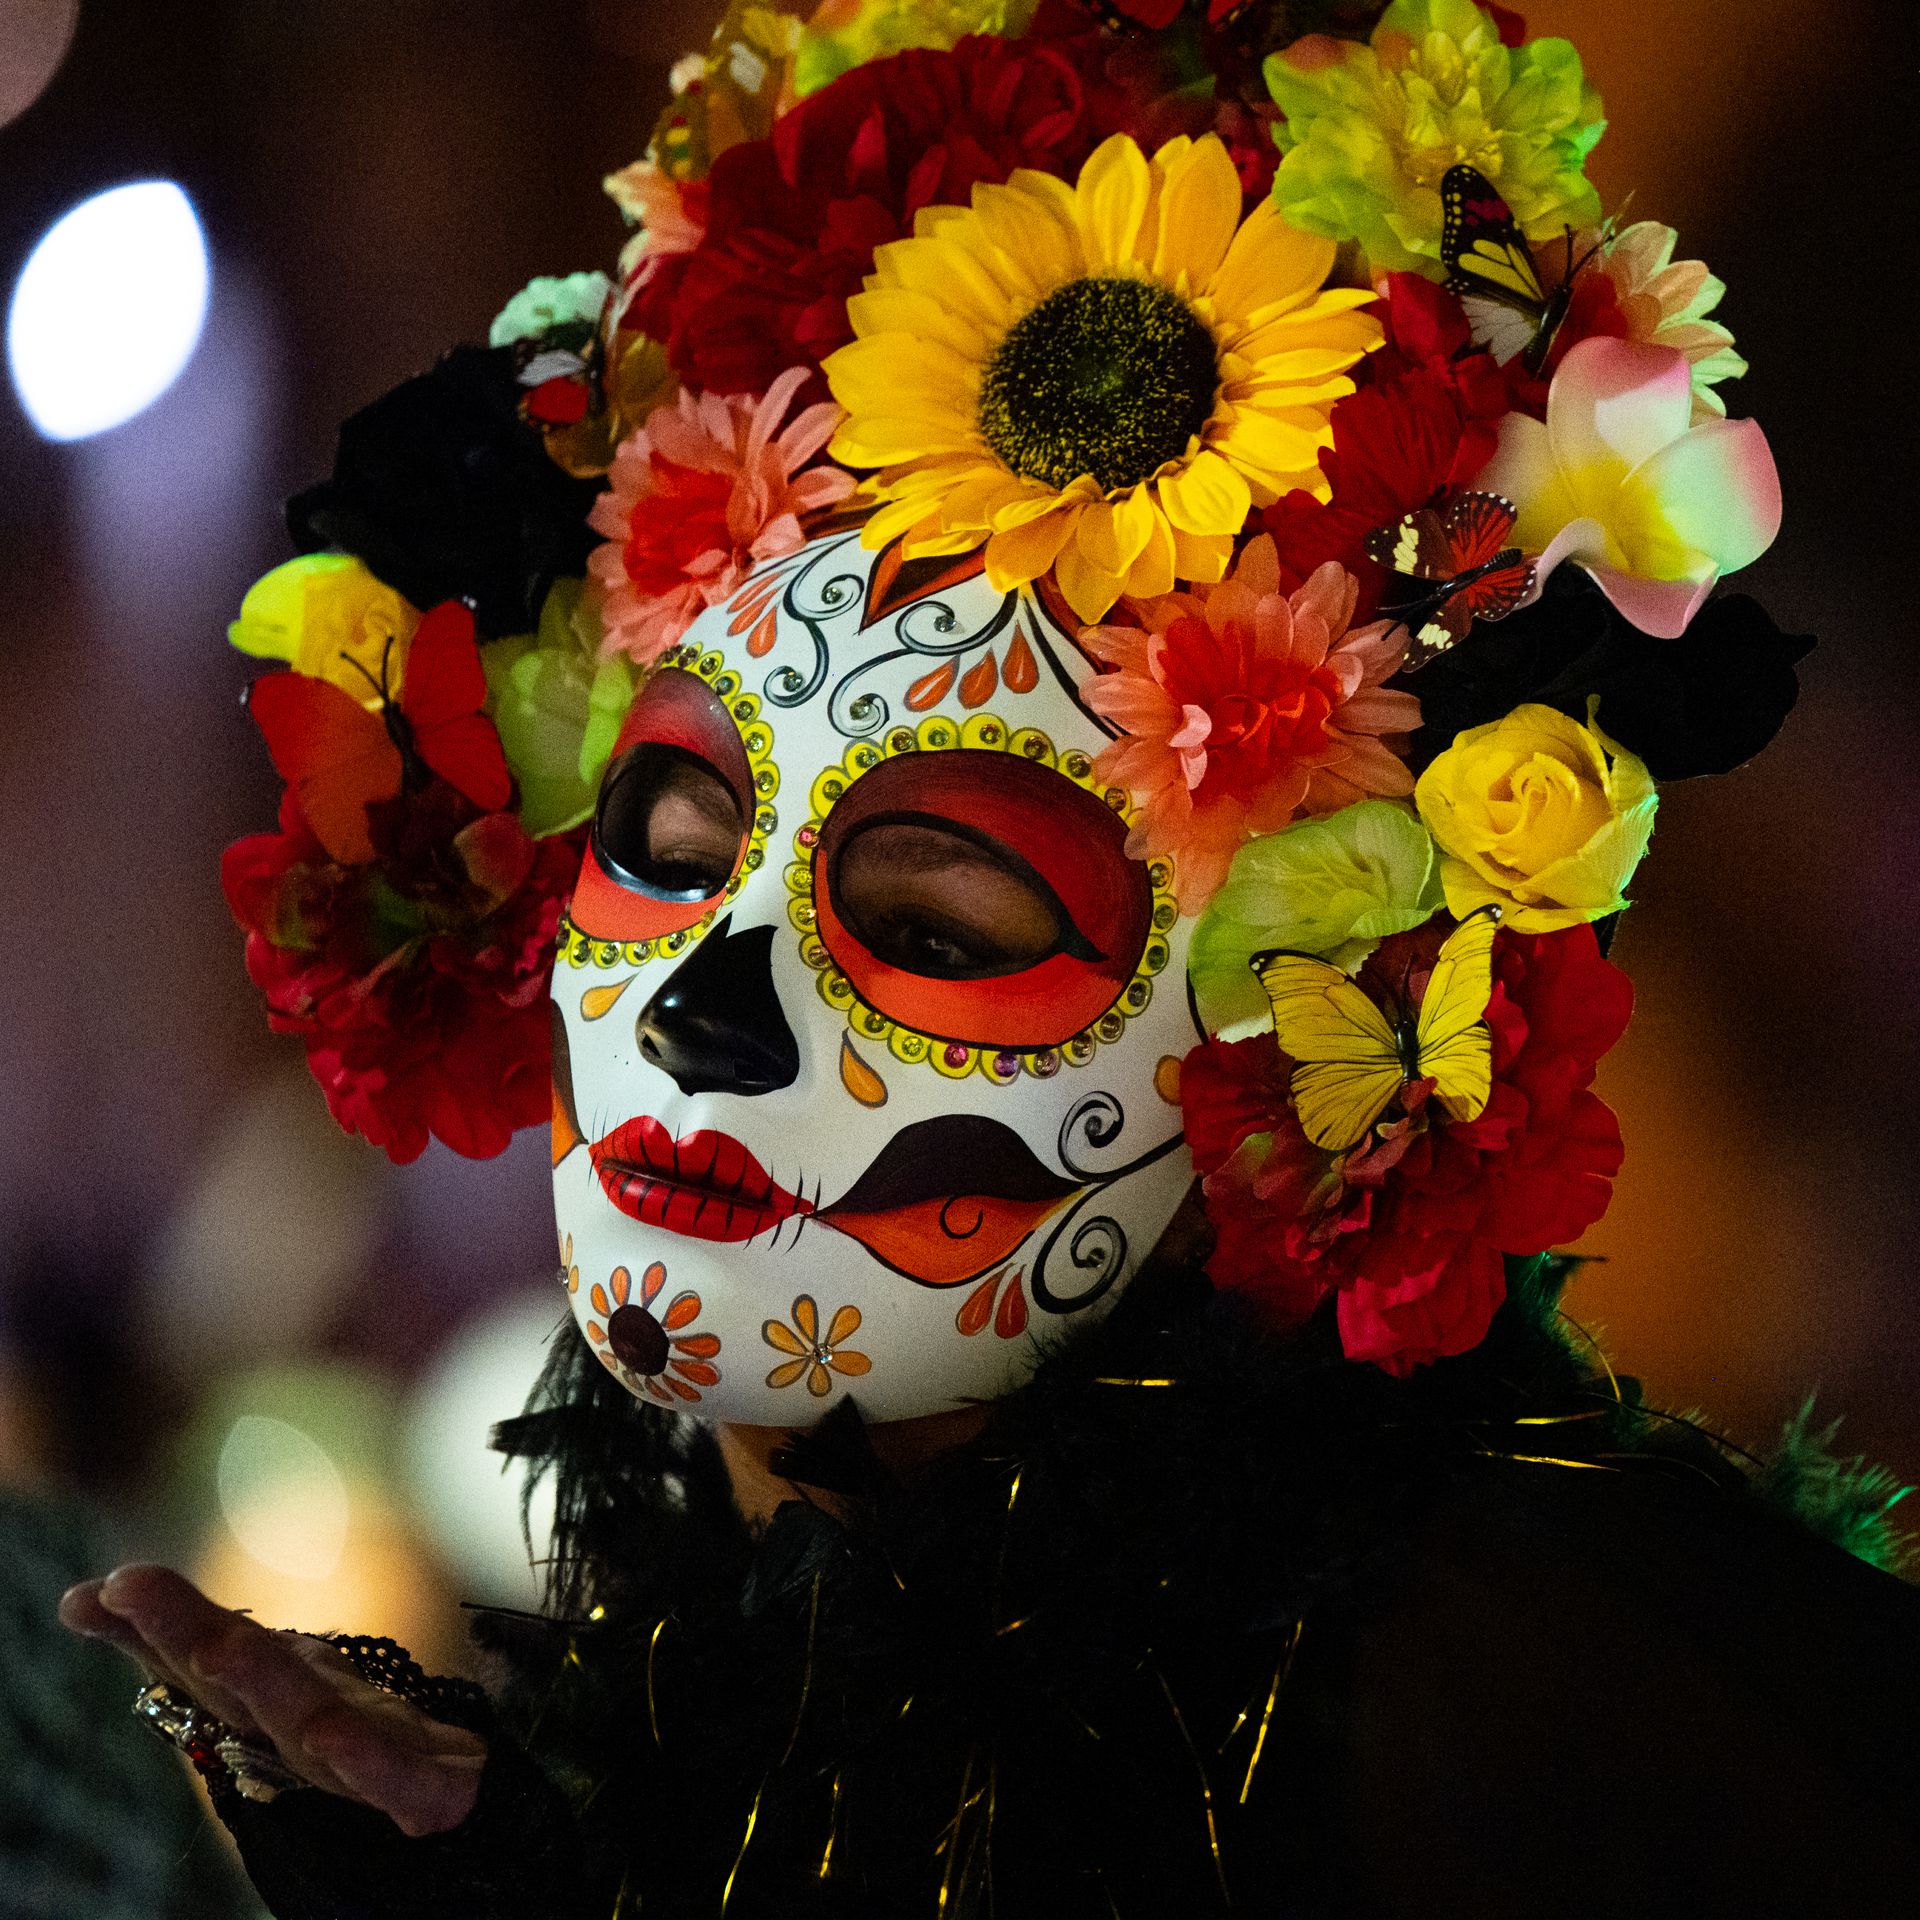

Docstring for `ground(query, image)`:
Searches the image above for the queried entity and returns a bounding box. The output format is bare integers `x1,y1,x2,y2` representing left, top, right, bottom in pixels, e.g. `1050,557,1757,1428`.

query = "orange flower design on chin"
763,1296,872,1397
581,1261,722,1403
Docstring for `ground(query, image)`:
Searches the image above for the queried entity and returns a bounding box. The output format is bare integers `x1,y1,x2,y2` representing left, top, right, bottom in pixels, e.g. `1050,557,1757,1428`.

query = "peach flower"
587,366,855,665
1081,536,1421,913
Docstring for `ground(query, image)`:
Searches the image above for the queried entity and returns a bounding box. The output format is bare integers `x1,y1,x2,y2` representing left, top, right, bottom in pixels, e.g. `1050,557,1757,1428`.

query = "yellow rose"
228,553,420,708
1414,702,1657,932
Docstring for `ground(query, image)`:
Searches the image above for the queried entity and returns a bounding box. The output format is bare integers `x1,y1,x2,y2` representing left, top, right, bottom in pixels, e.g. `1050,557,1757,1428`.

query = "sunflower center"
979,276,1219,495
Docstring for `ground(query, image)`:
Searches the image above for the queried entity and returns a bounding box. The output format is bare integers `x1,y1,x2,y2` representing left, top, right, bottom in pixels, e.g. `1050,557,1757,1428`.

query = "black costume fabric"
214,1262,1920,1919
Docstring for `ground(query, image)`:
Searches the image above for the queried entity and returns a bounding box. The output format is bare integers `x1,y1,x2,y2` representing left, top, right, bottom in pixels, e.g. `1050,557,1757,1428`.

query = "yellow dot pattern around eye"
785,712,1178,1084
554,640,780,971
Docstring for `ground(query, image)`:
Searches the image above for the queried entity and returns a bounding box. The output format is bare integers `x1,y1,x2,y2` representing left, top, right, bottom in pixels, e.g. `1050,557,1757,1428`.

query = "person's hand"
59,1564,486,1836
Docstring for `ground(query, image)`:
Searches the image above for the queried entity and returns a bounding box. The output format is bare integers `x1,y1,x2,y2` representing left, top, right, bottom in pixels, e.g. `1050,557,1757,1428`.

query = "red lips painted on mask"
589,1117,813,1243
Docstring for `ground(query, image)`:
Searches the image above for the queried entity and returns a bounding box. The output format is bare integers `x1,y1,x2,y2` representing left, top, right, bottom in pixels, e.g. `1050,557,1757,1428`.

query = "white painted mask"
550,531,1197,1422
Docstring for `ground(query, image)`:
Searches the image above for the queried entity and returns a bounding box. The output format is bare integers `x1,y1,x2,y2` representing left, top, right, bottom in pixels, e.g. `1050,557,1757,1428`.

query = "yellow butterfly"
1250,907,1502,1154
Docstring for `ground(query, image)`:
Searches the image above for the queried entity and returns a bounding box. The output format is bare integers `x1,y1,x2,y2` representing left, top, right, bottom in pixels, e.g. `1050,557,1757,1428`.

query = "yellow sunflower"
823,131,1382,624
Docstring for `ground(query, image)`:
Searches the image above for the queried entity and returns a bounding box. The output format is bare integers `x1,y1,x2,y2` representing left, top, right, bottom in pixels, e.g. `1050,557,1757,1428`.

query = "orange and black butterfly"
1364,490,1535,672
246,599,512,864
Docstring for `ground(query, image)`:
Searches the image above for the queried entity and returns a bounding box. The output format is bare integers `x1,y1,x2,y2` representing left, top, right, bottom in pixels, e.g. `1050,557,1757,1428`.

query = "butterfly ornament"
247,599,512,864
1440,163,1609,375
1252,908,1502,1154
1364,489,1535,670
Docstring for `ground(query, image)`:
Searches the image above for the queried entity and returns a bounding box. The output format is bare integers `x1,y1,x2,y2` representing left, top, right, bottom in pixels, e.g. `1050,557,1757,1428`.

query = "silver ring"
132,1680,225,1756
132,1683,302,1801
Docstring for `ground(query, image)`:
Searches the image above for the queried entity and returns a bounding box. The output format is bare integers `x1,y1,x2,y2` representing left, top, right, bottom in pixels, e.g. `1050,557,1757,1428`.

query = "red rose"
223,785,582,1165
631,34,1127,396
1186,923,1631,1375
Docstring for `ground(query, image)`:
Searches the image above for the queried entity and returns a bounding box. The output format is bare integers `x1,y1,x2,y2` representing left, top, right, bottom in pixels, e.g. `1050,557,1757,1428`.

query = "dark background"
1,0,1915,1661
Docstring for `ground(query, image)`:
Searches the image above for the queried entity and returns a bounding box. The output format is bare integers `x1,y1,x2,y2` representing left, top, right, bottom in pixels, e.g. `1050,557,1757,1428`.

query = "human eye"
828,814,1098,981
592,743,745,902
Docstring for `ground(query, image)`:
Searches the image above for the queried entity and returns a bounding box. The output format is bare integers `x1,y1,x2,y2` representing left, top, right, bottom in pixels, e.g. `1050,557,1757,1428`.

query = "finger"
304,1718,486,1837
60,1578,205,1701
95,1565,276,1735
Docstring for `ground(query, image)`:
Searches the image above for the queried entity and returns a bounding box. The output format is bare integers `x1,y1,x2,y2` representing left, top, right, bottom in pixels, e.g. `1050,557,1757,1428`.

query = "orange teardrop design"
581,978,633,1021
958,649,998,708
728,581,779,632
839,1032,888,1108
747,607,779,657
905,659,956,710
956,1269,1004,1337
994,1270,1029,1340
1003,627,1039,693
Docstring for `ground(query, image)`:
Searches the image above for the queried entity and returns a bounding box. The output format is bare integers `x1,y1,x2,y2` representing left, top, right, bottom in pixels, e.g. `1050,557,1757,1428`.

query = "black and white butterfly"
1440,165,1607,376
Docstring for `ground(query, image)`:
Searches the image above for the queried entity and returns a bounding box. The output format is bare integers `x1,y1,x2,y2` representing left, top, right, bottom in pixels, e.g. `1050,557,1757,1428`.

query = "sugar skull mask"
551,532,1198,1422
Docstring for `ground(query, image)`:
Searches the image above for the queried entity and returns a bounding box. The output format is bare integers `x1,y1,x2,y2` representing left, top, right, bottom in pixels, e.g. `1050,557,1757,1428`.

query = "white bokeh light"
6,179,210,441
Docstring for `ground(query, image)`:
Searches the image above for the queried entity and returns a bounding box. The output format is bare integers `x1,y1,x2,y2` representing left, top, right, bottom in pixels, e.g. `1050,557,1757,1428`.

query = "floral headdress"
222,0,1809,1376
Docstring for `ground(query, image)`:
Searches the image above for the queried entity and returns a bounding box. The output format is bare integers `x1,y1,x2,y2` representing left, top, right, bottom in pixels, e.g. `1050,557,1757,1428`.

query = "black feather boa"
479,1252,1790,1917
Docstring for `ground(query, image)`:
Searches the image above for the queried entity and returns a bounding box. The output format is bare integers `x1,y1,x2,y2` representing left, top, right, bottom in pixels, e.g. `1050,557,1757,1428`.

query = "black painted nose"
634,918,799,1097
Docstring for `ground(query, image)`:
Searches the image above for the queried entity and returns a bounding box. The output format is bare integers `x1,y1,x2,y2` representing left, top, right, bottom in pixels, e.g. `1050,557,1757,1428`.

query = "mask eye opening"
825,808,1105,981
591,740,746,905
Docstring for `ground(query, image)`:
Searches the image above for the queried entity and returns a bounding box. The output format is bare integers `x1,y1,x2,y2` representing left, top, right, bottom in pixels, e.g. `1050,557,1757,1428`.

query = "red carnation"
631,34,1127,397
1261,274,1508,610
1185,923,1631,1375
223,785,582,1165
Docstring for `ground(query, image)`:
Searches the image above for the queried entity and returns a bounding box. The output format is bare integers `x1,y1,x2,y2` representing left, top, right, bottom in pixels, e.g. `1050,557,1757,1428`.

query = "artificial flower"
289,346,603,639
1265,0,1605,276
793,0,1042,97
1414,699,1656,931
644,0,810,186
586,365,856,665
222,785,582,1164
827,132,1381,625
605,161,709,292
482,581,636,837
1528,221,1747,423
1596,222,1747,419
1188,800,1445,1040
1081,537,1420,910
1406,568,1813,782
631,31,1126,397
228,553,420,708
1186,919,1630,1373
489,272,612,350
1262,274,1507,601
1501,221,1747,423
1478,337,1781,638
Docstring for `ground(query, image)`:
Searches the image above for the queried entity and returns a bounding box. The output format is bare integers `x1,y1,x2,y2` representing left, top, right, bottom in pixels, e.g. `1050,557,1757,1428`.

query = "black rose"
1403,570,1814,781
288,346,605,638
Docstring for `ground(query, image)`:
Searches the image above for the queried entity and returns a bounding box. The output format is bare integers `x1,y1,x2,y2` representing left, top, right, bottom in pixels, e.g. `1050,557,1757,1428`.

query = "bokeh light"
216,1413,349,1582
6,178,209,441
0,0,79,130
404,1291,561,1610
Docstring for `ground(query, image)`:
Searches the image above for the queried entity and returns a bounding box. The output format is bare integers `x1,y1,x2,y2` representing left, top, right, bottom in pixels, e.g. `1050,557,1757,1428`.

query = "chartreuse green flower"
228,553,418,707
489,272,611,351
1266,0,1605,276
793,0,1040,98
1189,801,1444,1041
482,580,634,838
